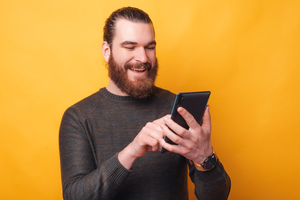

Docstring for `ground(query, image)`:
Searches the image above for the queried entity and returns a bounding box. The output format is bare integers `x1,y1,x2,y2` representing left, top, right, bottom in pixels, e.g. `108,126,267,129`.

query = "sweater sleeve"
188,159,231,200
59,107,131,200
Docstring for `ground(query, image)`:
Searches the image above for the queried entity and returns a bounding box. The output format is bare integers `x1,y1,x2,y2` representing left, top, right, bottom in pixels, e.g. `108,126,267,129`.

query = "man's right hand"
118,116,168,170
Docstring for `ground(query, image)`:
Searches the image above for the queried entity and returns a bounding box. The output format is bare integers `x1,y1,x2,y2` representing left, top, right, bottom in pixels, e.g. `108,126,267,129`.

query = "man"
59,7,231,200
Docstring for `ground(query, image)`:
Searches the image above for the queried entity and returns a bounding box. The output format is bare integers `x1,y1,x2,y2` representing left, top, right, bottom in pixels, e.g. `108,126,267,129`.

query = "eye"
124,46,135,50
146,45,156,50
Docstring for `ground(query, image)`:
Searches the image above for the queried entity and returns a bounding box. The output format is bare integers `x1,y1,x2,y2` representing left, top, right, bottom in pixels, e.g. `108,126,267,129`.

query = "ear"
101,41,111,63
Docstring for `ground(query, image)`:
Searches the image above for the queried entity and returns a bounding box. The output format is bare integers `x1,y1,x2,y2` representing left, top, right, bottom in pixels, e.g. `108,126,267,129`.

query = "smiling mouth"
129,67,146,72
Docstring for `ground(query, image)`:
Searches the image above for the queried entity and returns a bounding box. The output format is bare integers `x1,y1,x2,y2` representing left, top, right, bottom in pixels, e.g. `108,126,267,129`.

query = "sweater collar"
99,87,157,102
99,86,158,102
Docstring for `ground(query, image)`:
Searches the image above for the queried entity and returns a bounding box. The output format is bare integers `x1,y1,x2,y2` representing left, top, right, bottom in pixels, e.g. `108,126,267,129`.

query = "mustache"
124,62,152,70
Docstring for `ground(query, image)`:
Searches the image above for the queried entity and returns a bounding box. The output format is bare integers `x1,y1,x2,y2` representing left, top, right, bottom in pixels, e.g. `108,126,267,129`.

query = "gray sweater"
59,87,231,200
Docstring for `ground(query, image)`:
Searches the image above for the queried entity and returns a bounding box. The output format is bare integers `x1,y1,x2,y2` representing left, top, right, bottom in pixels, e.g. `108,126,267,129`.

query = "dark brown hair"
103,7,153,48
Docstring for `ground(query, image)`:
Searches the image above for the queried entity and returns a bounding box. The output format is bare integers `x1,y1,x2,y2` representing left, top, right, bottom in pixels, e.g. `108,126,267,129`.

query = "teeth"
131,68,145,72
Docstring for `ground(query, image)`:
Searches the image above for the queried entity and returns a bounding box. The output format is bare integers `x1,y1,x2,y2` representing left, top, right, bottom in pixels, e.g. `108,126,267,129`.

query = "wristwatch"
190,151,218,172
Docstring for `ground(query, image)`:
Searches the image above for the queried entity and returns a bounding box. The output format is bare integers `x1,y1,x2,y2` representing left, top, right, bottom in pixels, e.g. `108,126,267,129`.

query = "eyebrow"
148,41,157,45
120,40,157,46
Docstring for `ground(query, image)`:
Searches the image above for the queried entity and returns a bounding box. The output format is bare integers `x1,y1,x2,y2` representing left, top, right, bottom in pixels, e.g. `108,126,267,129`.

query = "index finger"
177,107,200,129
152,114,171,125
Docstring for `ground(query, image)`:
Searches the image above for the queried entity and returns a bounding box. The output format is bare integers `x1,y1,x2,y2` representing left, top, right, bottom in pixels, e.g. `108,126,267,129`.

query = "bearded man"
59,7,231,200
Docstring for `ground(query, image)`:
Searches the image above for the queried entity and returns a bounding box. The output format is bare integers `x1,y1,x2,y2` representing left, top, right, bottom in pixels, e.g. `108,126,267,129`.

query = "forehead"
113,19,155,44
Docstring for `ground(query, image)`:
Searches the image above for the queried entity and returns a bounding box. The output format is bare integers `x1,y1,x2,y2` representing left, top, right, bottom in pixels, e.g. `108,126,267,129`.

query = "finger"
139,128,160,151
144,122,164,137
152,114,171,125
159,137,185,154
160,123,185,146
152,117,164,125
163,115,191,139
146,138,159,151
177,107,200,130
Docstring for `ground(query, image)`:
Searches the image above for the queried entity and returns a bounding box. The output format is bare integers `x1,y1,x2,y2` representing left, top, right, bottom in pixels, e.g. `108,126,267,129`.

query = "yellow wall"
1,0,299,199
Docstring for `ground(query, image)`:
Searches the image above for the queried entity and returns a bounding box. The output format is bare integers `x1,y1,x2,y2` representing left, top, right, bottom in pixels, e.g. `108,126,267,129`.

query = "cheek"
147,51,156,63
116,51,135,65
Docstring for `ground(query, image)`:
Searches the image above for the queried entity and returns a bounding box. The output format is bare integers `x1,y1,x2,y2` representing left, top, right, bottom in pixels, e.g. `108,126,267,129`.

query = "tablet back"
171,91,211,129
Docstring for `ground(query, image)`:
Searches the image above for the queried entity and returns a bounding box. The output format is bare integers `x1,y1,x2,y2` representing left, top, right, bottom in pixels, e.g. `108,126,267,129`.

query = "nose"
135,47,148,63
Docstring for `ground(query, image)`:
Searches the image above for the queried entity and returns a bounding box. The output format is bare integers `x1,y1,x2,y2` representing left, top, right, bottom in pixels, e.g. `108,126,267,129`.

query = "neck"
106,79,129,96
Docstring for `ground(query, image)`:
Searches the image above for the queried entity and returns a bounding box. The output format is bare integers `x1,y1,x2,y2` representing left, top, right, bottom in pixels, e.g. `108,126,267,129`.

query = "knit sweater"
59,87,231,200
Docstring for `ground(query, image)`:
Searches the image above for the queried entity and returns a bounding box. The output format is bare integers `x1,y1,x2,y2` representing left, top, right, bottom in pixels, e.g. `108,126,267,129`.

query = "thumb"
202,105,211,131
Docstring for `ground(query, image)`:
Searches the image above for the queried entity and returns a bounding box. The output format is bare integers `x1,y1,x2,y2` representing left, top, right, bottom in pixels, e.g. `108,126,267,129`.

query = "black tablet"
160,91,211,153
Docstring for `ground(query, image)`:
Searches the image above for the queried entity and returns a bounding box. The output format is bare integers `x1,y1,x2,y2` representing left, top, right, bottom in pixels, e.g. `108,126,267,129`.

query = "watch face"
202,154,217,170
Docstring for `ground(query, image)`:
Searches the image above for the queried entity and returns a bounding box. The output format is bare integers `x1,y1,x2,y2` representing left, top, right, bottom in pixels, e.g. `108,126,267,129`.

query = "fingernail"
160,124,164,130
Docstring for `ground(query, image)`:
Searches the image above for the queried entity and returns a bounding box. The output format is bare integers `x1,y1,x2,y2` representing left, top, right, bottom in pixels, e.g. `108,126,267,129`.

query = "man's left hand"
159,105,213,164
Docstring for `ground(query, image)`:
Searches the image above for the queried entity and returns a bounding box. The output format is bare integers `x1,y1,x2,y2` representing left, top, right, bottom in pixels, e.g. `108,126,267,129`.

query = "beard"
107,53,158,99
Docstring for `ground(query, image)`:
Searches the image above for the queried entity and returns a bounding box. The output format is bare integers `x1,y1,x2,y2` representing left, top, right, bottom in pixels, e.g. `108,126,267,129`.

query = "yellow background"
1,0,299,199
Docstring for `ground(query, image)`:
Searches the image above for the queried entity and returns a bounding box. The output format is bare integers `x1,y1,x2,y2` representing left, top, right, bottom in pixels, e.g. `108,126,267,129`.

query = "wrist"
193,147,214,164
118,145,138,170
190,149,217,172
